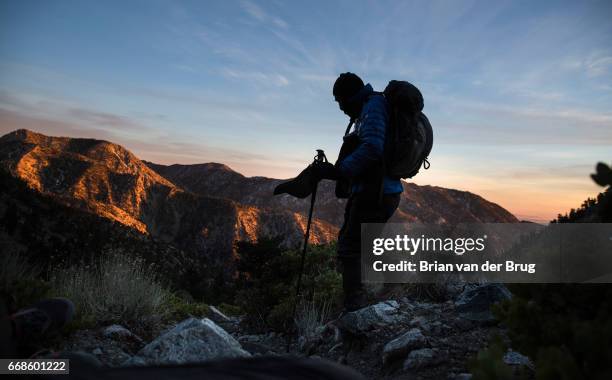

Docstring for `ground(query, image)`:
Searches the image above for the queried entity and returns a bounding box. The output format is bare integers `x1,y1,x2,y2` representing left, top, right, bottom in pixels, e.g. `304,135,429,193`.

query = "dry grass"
52,255,169,326
0,251,39,293
294,298,331,340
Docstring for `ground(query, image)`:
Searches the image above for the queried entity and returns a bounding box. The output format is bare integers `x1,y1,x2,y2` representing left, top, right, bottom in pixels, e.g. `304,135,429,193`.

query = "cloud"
172,64,197,73
0,90,149,134
221,68,290,87
0,108,117,142
585,55,612,77
240,0,288,30
556,53,612,78
431,93,612,145
0,107,302,177
67,108,146,130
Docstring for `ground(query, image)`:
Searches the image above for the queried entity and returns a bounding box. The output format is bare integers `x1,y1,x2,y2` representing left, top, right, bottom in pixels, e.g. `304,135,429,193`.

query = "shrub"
468,336,513,380
164,293,209,322
491,284,612,379
51,254,169,327
0,252,50,310
234,238,342,331
472,186,612,379
217,303,241,317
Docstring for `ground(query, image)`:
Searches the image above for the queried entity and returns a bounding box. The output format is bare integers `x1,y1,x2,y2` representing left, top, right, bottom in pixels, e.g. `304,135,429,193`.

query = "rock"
103,325,143,344
409,316,428,329
452,374,473,380
455,284,511,322
240,341,274,356
208,305,232,324
97,346,132,365
124,355,147,366
445,280,468,299
409,316,449,335
503,349,534,369
238,334,263,343
452,317,475,331
127,318,250,366
414,301,437,310
337,301,403,334
62,329,136,367
62,351,103,368
298,335,319,355
403,348,445,370
382,328,427,366
429,321,451,335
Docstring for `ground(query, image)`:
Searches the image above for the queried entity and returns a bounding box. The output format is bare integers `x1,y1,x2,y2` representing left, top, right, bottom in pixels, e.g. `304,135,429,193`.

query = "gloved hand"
311,161,339,181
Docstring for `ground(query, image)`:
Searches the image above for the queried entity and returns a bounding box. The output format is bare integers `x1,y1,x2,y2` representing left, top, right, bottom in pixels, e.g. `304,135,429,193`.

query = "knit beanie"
333,72,364,102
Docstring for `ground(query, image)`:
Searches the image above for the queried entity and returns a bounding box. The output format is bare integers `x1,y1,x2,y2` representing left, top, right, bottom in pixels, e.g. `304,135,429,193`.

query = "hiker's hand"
312,161,338,181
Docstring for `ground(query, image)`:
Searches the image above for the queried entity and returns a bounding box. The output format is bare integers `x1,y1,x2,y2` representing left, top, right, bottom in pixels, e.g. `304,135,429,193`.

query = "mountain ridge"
0,129,518,271
146,160,518,227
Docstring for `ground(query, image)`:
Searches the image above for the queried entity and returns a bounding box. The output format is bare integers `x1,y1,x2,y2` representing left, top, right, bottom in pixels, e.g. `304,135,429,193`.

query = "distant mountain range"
0,129,517,270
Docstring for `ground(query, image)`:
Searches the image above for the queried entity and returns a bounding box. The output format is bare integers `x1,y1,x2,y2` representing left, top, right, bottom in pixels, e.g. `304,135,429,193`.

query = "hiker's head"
333,72,365,120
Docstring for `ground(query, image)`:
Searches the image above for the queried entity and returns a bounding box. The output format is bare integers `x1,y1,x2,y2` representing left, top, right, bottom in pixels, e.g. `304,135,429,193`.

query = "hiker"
274,72,431,311
312,72,403,311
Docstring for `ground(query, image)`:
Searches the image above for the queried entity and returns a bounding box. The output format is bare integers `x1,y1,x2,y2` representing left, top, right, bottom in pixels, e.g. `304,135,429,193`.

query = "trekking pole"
286,149,327,352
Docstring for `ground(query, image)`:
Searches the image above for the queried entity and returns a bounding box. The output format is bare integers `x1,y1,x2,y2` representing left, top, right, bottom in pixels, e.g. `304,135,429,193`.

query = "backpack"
382,80,433,179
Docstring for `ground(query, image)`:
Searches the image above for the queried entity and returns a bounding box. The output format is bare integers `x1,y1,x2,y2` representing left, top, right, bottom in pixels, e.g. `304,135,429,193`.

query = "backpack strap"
344,119,354,136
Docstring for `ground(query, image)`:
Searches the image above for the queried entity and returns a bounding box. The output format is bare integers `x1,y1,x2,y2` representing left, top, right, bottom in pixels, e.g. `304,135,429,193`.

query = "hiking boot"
11,298,75,343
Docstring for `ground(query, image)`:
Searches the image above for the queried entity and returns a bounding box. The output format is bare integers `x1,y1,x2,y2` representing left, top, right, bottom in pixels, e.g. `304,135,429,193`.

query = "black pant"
337,192,401,298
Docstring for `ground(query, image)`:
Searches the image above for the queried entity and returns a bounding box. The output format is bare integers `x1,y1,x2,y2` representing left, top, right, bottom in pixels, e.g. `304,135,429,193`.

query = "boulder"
455,284,511,322
452,374,473,380
382,328,427,366
503,349,534,370
403,348,444,370
125,318,250,366
337,301,403,334
409,316,450,335
208,305,232,324
103,325,143,344
238,334,264,343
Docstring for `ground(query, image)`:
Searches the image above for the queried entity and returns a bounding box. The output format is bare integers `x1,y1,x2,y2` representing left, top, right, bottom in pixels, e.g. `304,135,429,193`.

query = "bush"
472,187,612,379
51,254,170,327
234,238,342,331
469,336,514,380
491,284,612,379
164,293,209,322
0,252,50,310
217,303,241,317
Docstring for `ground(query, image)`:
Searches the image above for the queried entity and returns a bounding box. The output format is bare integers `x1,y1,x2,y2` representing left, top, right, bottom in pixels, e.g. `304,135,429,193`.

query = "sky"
0,0,611,223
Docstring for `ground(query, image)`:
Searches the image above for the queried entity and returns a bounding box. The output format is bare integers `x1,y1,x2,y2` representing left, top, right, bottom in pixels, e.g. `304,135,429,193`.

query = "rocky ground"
59,284,533,379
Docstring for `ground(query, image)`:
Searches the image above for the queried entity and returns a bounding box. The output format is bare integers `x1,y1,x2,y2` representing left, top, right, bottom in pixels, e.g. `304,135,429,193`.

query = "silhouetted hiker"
312,73,403,311
274,73,431,311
